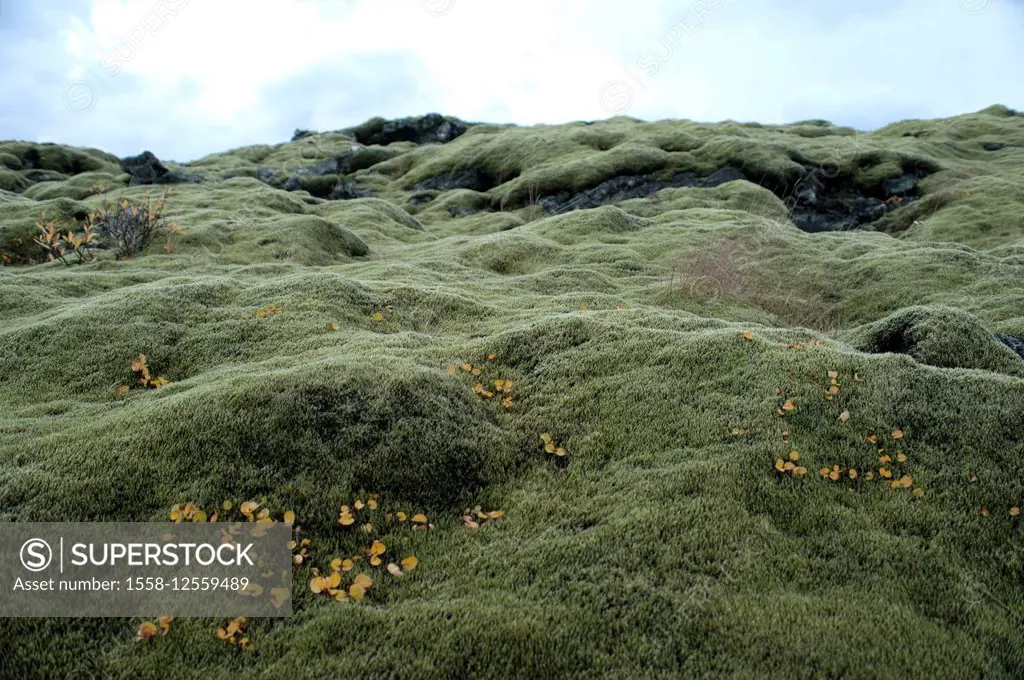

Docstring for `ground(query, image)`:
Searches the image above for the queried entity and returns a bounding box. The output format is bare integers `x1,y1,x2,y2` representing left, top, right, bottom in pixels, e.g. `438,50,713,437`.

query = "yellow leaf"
788,451,800,462
555,447,566,457
912,487,924,498
896,453,907,463
879,468,892,479
447,364,458,375
848,469,858,480
865,471,875,481
1011,507,1021,517
396,511,407,522
782,400,795,412
309,577,325,594
338,513,355,526
222,500,233,511
793,466,807,477
353,573,373,589
819,467,830,478
354,500,365,510
158,616,174,634
829,470,840,481
240,501,259,517
342,559,355,572
328,571,341,589
488,510,504,519
367,499,378,510
741,331,754,341
540,433,552,443
372,312,384,322
334,591,347,602
370,541,386,556
544,442,555,453
487,353,497,361
898,475,913,489
471,368,481,376
783,461,795,472
410,513,428,525
331,558,343,571
348,583,366,601
981,506,990,517
867,434,878,445
284,511,296,525
891,429,904,440
401,555,418,570
879,455,891,464
827,370,839,379
136,621,158,642
461,363,473,372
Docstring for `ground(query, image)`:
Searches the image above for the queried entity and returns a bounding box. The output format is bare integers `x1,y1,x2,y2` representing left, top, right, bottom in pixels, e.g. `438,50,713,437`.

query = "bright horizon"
2,0,1023,162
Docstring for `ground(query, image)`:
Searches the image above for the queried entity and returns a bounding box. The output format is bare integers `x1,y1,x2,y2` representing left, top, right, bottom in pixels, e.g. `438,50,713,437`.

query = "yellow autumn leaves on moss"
117,354,170,393
447,352,514,409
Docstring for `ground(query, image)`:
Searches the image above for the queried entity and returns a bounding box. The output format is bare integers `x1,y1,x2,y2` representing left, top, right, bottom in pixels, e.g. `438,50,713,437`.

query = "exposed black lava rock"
413,169,495,193
537,171,707,214
329,178,373,200
781,168,931,233
345,113,470,146
997,334,1024,359
120,151,202,186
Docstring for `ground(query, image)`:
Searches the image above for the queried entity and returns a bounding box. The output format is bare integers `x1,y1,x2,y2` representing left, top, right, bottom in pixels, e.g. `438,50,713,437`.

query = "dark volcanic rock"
292,129,315,141
295,158,340,177
997,334,1024,359
782,165,933,233
414,169,494,193
120,150,201,186
881,174,920,196
329,178,373,200
983,142,1024,151
347,113,469,146
703,166,746,187
22,169,61,183
283,176,302,192
256,167,277,181
537,169,733,214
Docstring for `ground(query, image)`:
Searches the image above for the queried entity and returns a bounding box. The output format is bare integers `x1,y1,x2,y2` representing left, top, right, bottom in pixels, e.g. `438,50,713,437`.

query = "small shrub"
94,188,180,259
33,214,96,265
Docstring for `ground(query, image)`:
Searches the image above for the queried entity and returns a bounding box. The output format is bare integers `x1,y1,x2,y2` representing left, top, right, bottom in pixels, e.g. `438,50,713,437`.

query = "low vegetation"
0,106,1022,679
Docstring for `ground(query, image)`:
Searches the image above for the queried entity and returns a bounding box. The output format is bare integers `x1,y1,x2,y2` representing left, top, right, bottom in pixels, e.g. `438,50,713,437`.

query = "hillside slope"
1,107,1023,679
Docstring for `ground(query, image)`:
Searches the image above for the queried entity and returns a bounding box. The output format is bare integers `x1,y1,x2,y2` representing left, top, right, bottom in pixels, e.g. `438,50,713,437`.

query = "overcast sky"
1,0,1022,163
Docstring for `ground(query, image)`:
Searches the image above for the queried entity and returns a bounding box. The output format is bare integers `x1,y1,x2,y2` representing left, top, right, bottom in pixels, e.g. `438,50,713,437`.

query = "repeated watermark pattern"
959,0,992,15
422,0,456,17
63,0,189,114
599,0,727,115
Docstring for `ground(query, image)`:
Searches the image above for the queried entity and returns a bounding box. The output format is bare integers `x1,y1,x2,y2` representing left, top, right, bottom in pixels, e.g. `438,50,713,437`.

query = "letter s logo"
20,538,53,572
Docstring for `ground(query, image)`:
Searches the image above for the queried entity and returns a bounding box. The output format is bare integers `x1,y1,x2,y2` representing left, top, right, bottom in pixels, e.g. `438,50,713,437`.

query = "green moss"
2,106,1024,678
843,305,1024,376
0,168,31,193
0,152,23,170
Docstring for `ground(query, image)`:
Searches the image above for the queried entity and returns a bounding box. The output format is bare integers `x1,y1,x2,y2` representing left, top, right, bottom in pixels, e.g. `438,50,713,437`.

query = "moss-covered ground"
1,106,1023,679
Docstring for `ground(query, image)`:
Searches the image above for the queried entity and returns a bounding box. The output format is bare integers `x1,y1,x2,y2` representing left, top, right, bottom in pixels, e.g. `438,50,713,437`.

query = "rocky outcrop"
413,169,495,193
997,334,1024,359
345,113,469,146
119,151,202,186
536,168,743,215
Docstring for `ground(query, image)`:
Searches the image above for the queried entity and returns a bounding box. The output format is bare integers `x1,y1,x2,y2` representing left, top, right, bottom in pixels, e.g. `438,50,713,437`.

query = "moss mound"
845,305,1024,376
2,106,1024,679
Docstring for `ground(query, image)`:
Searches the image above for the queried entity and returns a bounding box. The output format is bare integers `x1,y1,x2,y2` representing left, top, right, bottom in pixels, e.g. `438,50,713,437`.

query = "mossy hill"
1,106,1022,679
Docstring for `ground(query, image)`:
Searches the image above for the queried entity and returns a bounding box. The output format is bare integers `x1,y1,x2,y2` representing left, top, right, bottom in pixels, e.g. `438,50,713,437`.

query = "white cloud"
1,0,1021,160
